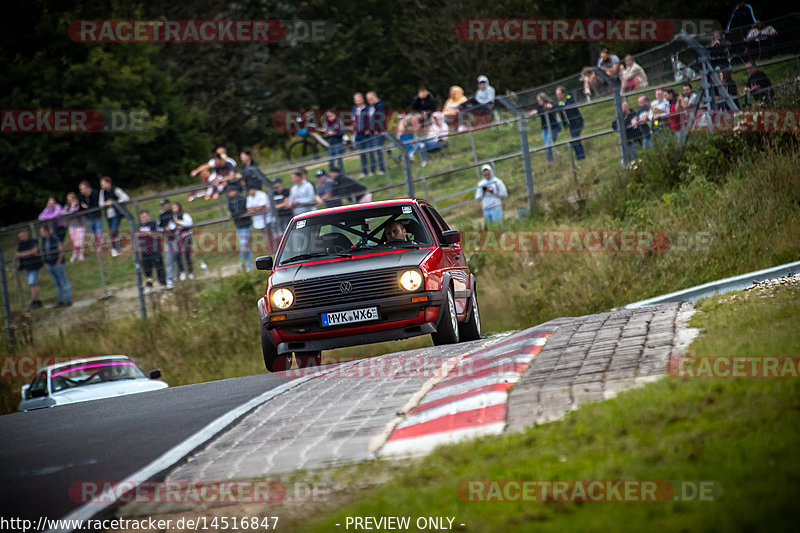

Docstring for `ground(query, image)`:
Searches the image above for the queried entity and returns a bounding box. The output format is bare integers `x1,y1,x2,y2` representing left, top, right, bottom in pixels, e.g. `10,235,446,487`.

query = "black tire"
432,287,460,346
295,351,322,369
286,139,319,161
262,327,289,372
459,288,481,342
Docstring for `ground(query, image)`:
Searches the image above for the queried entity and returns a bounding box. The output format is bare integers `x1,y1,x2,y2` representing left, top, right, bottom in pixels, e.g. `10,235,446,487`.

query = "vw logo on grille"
339,281,353,294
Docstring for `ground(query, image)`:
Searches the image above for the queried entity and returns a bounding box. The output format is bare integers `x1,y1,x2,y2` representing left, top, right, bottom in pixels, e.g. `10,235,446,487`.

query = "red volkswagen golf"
256,199,481,371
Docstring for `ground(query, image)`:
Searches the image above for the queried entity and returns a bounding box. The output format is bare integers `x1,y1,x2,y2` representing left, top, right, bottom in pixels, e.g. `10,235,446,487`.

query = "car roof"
45,355,132,372
293,198,428,220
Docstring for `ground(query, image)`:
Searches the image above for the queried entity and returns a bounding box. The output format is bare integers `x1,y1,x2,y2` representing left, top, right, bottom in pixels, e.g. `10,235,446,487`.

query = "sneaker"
64,301,73,307
188,273,195,280
143,285,154,295
111,249,120,257
69,255,76,263
378,171,386,176
165,282,174,290
179,272,187,281
28,300,42,310
421,159,427,167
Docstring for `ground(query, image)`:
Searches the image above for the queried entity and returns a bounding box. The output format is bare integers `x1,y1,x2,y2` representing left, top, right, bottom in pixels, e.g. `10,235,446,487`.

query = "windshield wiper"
280,252,351,265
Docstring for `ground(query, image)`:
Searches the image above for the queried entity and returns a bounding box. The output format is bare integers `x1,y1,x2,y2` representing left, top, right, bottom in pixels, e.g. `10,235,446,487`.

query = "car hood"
53,379,168,405
273,248,432,285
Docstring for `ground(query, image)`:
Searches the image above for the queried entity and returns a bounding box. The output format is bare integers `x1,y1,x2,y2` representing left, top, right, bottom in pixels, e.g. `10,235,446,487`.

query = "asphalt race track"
0,373,298,524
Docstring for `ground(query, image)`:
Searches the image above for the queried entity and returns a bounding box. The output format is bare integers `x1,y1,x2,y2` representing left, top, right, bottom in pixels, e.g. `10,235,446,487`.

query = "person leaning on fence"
63,192,86,262
78,180,103,247
528,92,561,163
272,178,293,233
38,197,67,243
555,87,585,161
743,61,774,105
99,176,130,257
409,111,449,167
289,168,317,216
169,202,194,280
620,55,648,94
16,229,43,310
612,101,643,160
227,185,254,272
246,182,276,254
331,167,371,204
715,68,739,110
136,210,167,294
315,169,343,208
648,88,671,136
709,31,732,70
239,150,268,191
475,164,508,226
158,198,178,289
39,225,72,307
634,96,654,150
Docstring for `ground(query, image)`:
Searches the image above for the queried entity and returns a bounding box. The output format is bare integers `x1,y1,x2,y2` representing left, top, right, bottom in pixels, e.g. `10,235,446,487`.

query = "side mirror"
29,388,48,398
441,230,461,245
21,384,29,399
255,256,274,271
149,369,162,380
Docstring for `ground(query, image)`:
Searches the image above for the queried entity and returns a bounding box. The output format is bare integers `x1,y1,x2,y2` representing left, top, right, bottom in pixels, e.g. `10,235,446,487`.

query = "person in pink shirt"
62,192,86,262
38,197,67,242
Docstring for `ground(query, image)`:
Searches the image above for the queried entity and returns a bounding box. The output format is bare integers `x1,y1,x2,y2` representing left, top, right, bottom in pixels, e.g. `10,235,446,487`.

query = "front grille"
289,269,406,310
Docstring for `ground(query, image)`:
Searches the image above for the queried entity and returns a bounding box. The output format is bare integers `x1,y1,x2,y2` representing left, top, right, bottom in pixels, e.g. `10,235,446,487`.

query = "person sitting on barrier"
597,49,622,84
38,197,67,243
458,75,496,127
189,147,237,202
397,86,438,139
620,55,649,93
475,164,508,227
442,85,467,129
409,111,449,167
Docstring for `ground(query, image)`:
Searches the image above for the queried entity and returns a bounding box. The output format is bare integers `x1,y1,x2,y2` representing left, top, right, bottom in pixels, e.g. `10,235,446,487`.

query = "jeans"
107,216,121,251
542,127,559,162
355,133,369,174
483,206,503,225
569,125,585,160
69,226,85,260
627,142,638,160
328,142,344,171
141,253,166,286
643,135,653,149
366,134,386,173
25,269,40,287
87,218,103,248
236,228,253,270
164,235,181,283
45,263,72,303
415,139,440,163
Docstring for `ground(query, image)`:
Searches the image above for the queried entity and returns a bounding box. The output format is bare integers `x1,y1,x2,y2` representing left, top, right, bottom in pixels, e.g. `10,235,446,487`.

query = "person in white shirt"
475,164,508,226
246,184,276,252
648,88,671,130
409,112,449,167
288,169,317,216
98,176,130,256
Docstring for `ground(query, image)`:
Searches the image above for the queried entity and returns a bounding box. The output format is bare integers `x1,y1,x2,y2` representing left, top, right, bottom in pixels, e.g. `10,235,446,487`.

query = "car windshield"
50,360,147,393
277,205,433,266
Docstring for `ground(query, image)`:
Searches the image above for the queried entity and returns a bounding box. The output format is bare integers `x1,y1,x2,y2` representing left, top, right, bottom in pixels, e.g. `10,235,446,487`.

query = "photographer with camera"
475,164,508,227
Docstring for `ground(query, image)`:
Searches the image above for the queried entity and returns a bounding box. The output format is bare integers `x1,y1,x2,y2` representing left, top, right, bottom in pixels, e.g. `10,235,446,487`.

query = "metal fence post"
0,251,16,353
593,67,629,167
113,200,146,320
497,96,535,213
383,134,414,197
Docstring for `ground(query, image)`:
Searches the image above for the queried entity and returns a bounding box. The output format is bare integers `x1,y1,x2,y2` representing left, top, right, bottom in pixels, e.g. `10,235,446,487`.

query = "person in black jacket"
16,229,43,309
331,167,371,204
612,101,642,160
555,87,586,161
137,210,167,293
78,180,103,248
40,225,72,307
398,86,437,139
227,186,253,271
239,150,268,190
365,91,387,175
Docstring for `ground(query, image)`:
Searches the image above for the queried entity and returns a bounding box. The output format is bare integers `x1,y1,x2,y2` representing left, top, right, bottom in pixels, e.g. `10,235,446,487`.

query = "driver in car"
385,221,408,242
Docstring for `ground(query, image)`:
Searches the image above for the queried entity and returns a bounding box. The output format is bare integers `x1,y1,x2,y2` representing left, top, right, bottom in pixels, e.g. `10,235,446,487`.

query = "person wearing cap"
475,164,507,226
315,169,342,208
288,168,317,216
331,167,371,204
227,184,253,271
158,198,179,289
459,75,496,126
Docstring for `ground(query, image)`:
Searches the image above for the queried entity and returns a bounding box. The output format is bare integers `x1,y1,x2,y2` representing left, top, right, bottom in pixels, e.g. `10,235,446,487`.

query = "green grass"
277,283,800,533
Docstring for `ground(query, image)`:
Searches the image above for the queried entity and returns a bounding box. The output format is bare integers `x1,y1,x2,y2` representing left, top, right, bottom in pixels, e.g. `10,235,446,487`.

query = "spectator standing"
63,193,86,262
620,55,649,93
272,178,293,233
709,31,731,70
38,197,67,243
323,110,345,171
715,69,739,110
246,183,275,255
475,164,508,226
136,210,167,294
332,167,371,204
289,169,317,216
352,93,370,177
158,198,179,289
677,83,699,143
16,229,43,310
612,101,642,159
409,111,449,167
364,91,387,176
664,89,683,139
529,92,561,163
240,150,268,191
649,88,671,135
555,87,585,161
78,180,102,248
744,61,774,105
315,169,343,208
442,86,467,129
634,96,654,149
597,49,622,84
39,225,72,307
169,202,194,280
227,186,253,271
99,176,130,257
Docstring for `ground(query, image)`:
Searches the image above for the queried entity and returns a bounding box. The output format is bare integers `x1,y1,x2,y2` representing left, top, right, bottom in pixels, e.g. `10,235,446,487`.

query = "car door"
421,204,470,316
20,370,54,411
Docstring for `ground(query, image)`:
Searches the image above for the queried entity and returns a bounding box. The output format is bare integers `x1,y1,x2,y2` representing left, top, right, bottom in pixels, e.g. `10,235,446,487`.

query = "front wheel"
286,139,319,161
431,287,460,346
459,289,481,341
262,327,290,372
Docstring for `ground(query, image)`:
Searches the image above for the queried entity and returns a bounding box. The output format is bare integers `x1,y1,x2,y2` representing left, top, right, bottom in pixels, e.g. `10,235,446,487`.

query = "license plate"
321,307,379,327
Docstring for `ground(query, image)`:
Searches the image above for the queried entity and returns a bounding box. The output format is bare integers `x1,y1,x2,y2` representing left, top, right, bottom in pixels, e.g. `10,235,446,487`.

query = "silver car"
18,355,168,411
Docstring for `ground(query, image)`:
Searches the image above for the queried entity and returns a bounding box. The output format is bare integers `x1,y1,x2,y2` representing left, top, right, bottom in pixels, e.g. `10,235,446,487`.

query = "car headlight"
271,288,295,309
399,270,423,291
